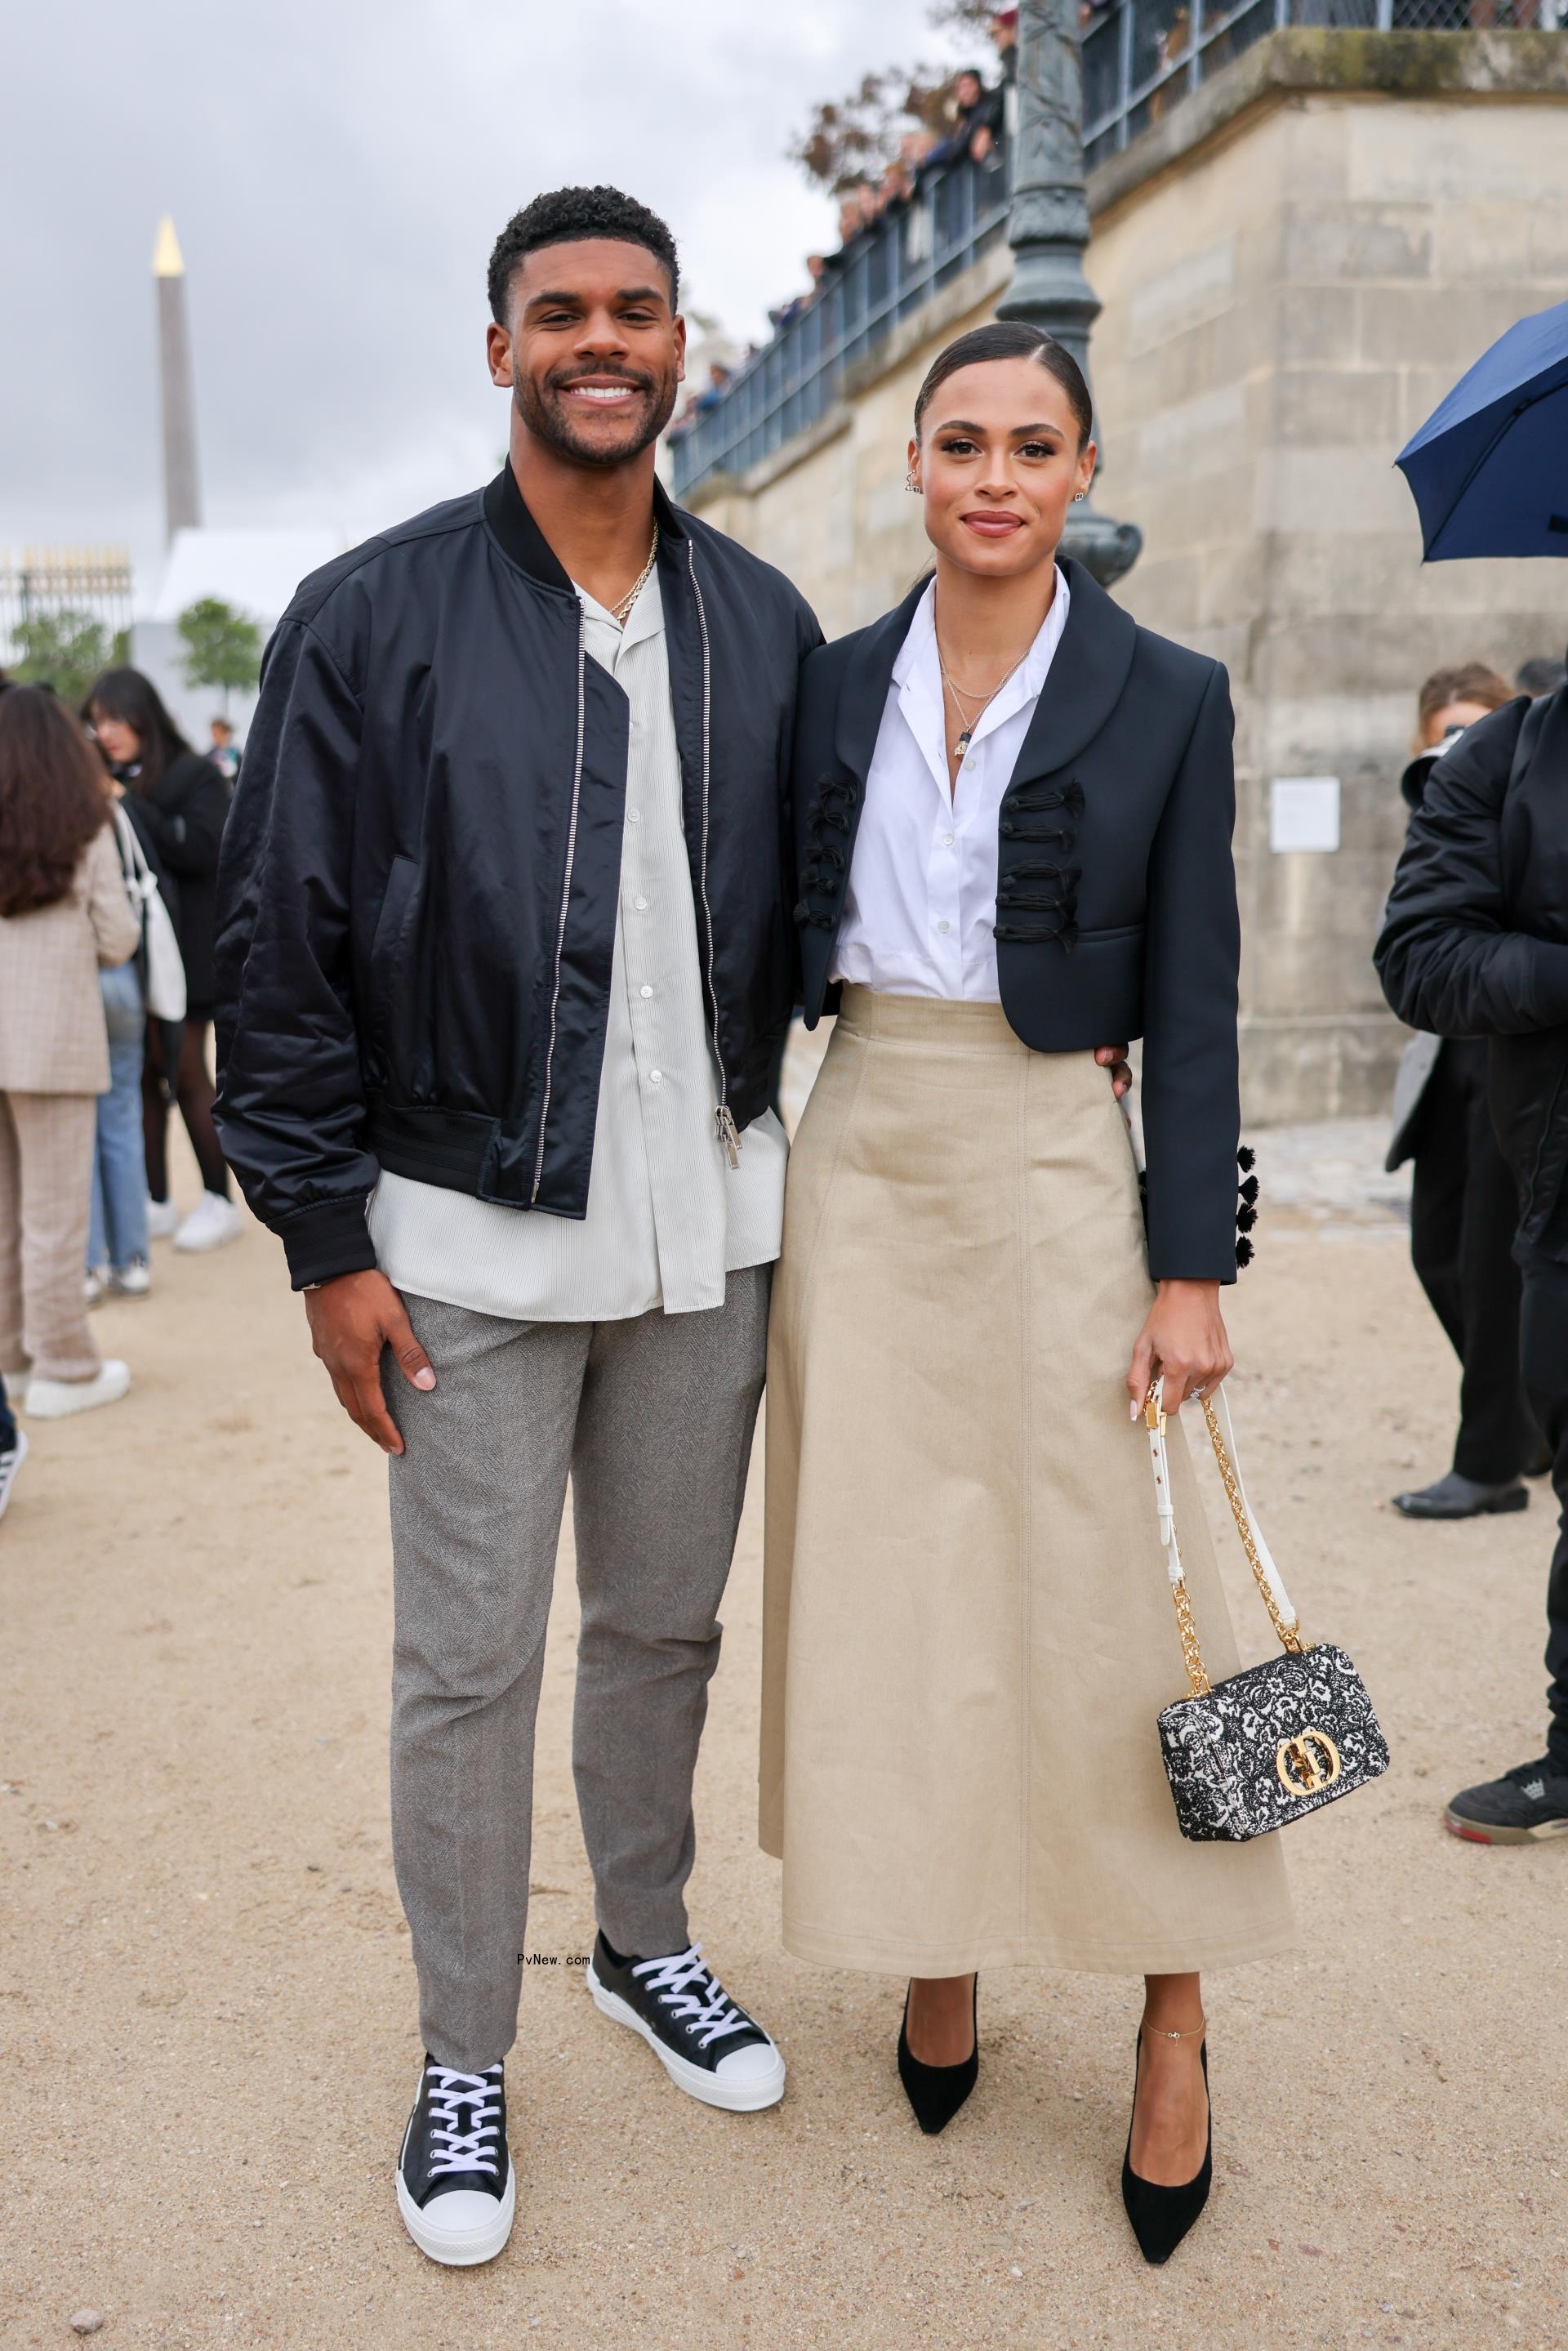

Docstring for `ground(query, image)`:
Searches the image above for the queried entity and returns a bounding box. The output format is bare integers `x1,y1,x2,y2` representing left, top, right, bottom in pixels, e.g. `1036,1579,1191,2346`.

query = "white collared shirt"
831,568,1071,1002
368,569,787,1322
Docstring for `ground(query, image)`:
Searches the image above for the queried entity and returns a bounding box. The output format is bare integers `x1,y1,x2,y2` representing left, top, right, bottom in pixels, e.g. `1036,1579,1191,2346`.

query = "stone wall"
688,33,1568,1124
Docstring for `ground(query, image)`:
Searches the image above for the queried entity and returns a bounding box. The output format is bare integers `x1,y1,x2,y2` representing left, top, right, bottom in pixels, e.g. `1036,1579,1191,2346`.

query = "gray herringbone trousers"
387,1268,769,2071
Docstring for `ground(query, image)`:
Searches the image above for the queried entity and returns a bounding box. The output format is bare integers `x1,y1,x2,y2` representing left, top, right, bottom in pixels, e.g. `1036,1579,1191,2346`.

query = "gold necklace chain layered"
937,646,1028,759
611,527,661,627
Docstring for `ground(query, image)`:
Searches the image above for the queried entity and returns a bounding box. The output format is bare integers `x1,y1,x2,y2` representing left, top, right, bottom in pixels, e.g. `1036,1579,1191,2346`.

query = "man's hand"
304,1269,434,1456
1127,1279,1233,1416
1095,1042,1133,1101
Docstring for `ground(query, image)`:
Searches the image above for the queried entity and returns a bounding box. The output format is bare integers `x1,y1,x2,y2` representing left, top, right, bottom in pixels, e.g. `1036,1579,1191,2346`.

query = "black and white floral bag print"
1145,1378,1390,1842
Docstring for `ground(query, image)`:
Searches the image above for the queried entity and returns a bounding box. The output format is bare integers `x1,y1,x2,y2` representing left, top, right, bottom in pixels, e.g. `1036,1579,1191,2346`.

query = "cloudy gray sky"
2,0,972,594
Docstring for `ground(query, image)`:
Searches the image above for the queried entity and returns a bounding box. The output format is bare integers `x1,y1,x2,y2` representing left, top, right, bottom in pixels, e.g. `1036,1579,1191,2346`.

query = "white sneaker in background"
173,1193,243,1253
23,1361,131,1420
146,1197,180,1242
0,1425,27,1521
109,1258,152,1298
85,1266,108,1309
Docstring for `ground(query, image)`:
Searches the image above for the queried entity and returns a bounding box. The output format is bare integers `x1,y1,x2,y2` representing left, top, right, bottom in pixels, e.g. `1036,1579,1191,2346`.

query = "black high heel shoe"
1120,2028,1211,2264
897,1978,978,2136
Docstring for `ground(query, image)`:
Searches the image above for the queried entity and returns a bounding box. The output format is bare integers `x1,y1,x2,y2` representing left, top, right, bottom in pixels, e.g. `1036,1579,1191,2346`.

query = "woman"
83,670,239,1254
86,797,154,1302
0,686,140,1417
761,322,1292,2263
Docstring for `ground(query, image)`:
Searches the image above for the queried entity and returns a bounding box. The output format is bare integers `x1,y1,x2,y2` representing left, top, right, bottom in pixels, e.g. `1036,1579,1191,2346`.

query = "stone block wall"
688,33,1568,1123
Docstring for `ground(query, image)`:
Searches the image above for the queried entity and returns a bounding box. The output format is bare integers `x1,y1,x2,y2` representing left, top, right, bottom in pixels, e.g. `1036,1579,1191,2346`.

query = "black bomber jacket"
213,466,821,1287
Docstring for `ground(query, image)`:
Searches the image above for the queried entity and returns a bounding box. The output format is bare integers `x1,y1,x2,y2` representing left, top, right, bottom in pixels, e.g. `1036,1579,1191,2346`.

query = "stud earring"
1073,489,1087,503
905,471,920,493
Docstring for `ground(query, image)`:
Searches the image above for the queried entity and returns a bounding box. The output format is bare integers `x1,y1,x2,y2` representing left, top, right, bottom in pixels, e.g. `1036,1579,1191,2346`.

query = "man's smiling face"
488,237,685,469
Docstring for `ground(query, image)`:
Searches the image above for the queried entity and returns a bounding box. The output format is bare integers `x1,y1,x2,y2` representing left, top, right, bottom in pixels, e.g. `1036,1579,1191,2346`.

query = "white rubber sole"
394,2166,515,2266
586,1961,786,2112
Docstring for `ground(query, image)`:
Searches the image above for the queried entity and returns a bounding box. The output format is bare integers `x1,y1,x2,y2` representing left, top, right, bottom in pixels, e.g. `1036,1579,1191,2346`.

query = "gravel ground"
3,1077,1564,2351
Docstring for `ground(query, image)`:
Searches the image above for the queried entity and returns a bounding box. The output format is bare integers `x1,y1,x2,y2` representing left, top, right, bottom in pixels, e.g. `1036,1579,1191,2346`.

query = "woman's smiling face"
911,355,1095,582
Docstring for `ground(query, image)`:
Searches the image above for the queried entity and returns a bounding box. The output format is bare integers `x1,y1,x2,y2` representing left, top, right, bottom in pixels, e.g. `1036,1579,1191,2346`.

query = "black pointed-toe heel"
897,1978,978,2136
1120,2031,1212,2265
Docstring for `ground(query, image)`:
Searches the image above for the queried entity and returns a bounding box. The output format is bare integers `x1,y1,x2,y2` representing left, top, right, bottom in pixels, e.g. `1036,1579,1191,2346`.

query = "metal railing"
668,142,1012,497
673,0,1564,499
0,547,135,670
1083,0,1560,171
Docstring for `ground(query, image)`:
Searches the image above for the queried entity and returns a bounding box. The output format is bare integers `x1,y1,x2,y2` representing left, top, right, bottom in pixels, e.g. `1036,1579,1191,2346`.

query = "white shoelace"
630,1943,754,2050
424,2064,503,2177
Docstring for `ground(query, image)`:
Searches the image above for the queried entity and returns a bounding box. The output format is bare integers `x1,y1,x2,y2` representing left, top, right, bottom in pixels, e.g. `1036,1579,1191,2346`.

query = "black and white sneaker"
395,2056,514,2266
586,1934,786,2112
1445,1757,1568,1845
0,1425,26,1523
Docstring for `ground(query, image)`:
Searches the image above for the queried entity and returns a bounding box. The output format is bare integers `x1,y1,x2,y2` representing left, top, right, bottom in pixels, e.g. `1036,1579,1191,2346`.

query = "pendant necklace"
938,646,1027,765
611,526,661,627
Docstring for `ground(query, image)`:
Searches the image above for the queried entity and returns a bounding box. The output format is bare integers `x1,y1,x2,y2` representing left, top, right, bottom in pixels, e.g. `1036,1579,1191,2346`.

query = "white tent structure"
131,525,345,747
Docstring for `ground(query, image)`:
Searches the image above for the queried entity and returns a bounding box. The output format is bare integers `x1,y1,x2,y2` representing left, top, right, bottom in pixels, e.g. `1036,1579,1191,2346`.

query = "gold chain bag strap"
1146,1377,1389,1841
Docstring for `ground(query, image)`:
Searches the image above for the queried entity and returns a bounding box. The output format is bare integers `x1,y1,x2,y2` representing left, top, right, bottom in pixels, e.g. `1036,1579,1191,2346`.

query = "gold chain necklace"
610,527,661,627
937,647,1028,759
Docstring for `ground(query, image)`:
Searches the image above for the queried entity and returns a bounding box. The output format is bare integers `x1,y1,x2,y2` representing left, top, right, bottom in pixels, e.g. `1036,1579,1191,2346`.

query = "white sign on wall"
1269,776,1341,854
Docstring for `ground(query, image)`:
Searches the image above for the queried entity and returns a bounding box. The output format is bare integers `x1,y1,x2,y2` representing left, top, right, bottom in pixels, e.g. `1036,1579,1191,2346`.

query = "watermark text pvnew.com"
517,1952,590,1966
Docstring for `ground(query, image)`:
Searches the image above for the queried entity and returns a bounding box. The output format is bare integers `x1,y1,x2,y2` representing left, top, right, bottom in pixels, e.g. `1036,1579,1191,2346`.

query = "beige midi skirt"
760,987,1293,1978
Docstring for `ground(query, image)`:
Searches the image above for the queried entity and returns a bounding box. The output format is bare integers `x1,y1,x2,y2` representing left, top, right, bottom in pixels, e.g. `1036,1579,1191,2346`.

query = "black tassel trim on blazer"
1135,1146,1259,1271
793,774,860,935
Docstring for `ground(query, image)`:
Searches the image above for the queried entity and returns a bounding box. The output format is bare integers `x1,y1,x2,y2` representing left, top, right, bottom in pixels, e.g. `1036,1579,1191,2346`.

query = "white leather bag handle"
1145,1376,1303,1696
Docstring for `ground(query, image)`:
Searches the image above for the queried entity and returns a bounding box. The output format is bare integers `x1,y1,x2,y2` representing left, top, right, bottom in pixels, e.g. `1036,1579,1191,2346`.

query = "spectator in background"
0,686,139,1421
83,670,242,1256
86,795,154,1304
207,716,241,781
1384,662,1540,1519
1517,654,1566,698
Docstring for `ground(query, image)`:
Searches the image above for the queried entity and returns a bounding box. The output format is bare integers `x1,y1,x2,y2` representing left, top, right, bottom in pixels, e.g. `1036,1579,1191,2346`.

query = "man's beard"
516,364,678,468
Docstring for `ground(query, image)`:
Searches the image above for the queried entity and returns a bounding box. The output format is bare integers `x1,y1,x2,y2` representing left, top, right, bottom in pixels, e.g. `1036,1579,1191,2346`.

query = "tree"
177,597,264,712
9,608,113,704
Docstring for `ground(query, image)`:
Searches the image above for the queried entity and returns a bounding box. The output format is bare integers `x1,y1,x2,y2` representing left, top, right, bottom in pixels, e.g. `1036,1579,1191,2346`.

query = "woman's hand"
1127,1279,1232,1416
1094,1042,1132,1101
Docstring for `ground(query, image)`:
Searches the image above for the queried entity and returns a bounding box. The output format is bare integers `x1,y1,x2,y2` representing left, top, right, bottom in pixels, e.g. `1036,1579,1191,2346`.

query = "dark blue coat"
213,467,819,1288
791,560,1241,1283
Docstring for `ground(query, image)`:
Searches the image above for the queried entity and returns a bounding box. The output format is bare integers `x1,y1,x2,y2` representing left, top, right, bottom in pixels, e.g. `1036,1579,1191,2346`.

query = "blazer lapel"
833,574,930,784
1006,558,1138,787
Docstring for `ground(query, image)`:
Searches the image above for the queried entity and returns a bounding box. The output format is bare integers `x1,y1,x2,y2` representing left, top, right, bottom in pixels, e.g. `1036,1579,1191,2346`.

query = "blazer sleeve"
212,618,381,1289
1374,703,1568,1038
83,820,141,969
1140,661,1241,1284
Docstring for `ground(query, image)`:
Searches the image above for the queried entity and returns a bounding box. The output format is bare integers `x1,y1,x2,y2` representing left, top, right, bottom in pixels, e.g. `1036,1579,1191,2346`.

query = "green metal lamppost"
998,0,1142,587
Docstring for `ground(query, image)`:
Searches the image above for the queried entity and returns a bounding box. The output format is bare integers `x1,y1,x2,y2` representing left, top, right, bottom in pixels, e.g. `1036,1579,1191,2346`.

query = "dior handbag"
1145,1378,1389,1841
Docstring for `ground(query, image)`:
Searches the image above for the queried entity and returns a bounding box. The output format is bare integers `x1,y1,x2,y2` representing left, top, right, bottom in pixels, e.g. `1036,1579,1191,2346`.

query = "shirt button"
648,1069,663,1086
942,832,955,847
937,919,951,935
627,809,641,824
634,895,648,911
639,984,653,999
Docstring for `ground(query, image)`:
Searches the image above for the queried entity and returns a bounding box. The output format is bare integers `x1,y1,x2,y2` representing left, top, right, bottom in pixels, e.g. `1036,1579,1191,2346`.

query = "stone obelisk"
154,215,203,545
999,0,1140,587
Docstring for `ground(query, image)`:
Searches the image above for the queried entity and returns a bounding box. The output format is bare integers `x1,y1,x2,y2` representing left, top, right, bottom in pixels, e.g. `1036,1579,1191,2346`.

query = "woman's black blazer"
791,556,1241,1285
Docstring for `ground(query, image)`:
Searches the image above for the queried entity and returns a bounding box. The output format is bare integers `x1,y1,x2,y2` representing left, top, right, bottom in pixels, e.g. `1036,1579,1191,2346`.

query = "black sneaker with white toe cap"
587,1934,786,2112
395,2056,514,2266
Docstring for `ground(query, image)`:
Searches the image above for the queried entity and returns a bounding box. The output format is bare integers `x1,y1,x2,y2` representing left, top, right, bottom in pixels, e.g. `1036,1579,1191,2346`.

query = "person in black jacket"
214,185,818,2268
1376,676,1568,1845
759,323,1290,2267
84,670,240,1255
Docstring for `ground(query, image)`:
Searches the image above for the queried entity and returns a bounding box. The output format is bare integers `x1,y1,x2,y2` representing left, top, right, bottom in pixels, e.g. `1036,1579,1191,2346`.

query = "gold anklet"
1144,2019,1206,2041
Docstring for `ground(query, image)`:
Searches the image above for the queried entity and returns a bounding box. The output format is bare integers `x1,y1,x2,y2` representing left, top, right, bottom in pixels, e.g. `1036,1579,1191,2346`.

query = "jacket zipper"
531,613,587,1202
684,540,741,1167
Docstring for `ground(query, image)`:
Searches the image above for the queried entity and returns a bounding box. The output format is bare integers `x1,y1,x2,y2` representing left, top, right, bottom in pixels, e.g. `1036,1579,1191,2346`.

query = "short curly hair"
488,186,679,324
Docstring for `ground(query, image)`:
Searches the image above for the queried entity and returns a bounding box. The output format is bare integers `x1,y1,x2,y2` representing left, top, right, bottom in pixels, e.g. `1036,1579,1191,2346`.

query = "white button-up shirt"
831,569,1071,1002
368,569,787,1321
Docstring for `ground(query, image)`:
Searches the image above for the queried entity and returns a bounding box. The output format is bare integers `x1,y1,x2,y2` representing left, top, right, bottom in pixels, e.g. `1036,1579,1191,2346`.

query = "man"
1375,673,1568,1846
1384,663,1538,1521
214,185,818,2268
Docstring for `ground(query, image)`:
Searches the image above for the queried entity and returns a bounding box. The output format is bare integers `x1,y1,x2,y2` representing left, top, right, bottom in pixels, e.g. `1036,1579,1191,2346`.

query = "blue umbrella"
1396,295,1568,561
